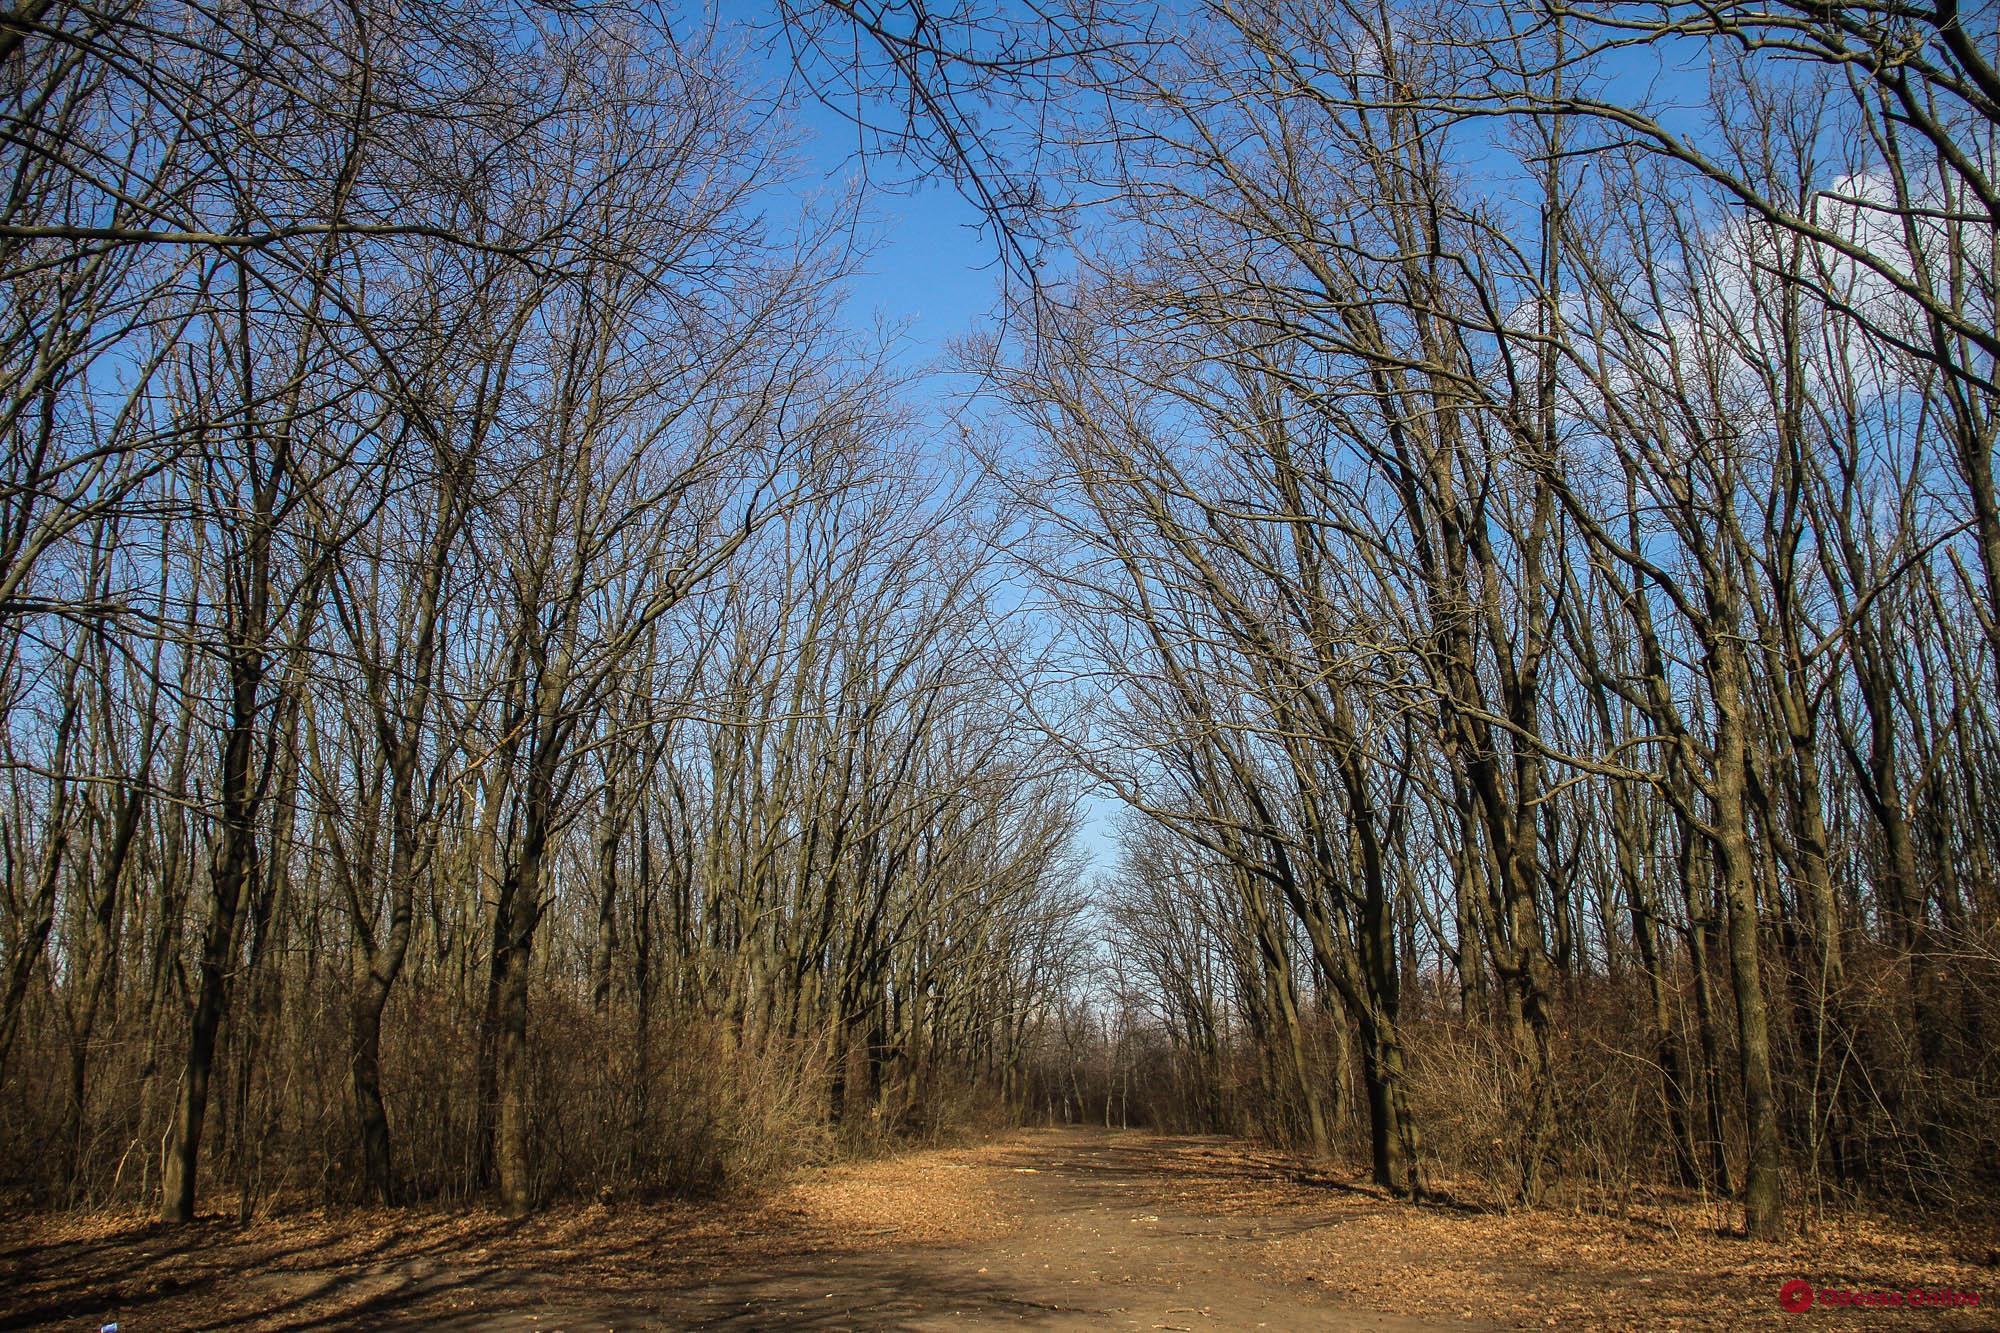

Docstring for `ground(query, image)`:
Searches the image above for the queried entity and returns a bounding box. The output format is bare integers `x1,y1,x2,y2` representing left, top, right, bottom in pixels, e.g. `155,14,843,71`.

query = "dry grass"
756,1141,1026,1247
1258,1184,1998,1329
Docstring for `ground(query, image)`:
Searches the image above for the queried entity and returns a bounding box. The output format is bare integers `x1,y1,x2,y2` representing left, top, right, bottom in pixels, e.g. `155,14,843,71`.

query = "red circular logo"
1780,1280,1816,1313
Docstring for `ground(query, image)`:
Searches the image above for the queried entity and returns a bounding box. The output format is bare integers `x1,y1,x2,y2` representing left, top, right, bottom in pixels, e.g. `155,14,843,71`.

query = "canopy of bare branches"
1,0,1995,1248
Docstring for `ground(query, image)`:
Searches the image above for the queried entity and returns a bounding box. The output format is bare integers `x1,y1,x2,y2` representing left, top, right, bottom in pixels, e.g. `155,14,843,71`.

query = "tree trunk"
162,642,262,1224
351,975,394,1202
1708,634,1784,1238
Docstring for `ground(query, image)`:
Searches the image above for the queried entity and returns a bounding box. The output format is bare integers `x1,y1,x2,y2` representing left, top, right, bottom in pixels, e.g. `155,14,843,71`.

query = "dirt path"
608,1127,1447,1331
2,1127,1992,1330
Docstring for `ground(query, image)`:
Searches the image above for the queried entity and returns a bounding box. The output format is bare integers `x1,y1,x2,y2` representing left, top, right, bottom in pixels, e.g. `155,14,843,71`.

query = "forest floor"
2,1126,1994,1330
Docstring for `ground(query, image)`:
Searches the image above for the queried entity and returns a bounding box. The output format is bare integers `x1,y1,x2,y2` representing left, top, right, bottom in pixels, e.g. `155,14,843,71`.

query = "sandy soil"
1,1127,1992,1330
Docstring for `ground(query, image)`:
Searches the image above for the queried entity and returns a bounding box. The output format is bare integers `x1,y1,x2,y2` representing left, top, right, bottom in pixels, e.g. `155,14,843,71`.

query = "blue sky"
788,90,1137,885
825,175,1001,369
775,56,1008,369
743,26,1128,883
